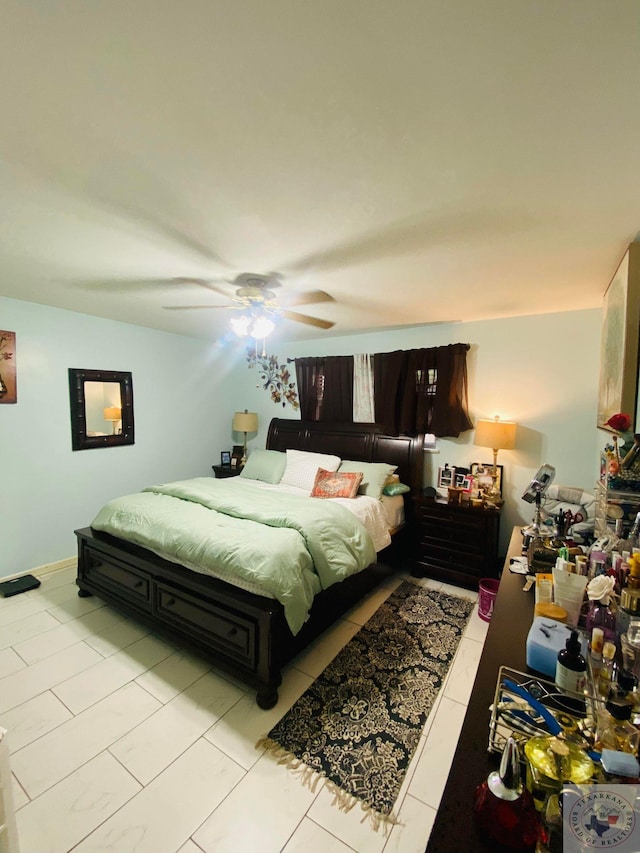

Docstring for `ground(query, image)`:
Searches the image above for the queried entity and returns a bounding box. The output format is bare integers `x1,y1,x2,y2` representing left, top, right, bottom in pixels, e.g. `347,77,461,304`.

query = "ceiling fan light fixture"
229,309,276,340
230,313,252,337
251,315,275,338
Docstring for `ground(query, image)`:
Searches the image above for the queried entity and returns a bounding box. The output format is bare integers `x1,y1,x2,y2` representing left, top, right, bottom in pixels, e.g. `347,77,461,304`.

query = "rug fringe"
256,736,399,834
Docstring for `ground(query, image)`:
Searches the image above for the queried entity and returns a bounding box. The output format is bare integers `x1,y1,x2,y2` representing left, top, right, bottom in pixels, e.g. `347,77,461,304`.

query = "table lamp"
103,406,122,435
474,416,517,507
233,409,258,467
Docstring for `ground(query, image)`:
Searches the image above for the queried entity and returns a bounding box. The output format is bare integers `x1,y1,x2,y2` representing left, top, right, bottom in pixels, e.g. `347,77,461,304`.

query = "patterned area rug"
258,579,474,829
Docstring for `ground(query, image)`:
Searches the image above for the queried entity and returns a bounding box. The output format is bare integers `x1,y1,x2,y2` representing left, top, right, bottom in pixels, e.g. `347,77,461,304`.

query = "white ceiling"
1,1,638,342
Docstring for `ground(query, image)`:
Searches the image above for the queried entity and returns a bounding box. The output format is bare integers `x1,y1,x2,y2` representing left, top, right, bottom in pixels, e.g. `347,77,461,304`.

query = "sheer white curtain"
353,353,375,422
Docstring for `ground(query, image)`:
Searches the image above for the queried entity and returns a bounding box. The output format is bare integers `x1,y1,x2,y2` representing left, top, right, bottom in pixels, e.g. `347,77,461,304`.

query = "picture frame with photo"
454,472,474,492
470,462,503,496
437,465,455,489
220,450,232,466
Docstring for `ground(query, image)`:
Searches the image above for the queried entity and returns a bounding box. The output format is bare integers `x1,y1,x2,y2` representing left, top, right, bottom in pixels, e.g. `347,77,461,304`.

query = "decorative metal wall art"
246,350,299,409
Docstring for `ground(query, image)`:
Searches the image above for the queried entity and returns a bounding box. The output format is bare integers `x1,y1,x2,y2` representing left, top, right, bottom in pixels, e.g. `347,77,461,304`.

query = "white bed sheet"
227,477,393,553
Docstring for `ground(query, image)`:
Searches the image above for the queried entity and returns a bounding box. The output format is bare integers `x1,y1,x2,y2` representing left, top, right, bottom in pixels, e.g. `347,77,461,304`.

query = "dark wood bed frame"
75,418,424,708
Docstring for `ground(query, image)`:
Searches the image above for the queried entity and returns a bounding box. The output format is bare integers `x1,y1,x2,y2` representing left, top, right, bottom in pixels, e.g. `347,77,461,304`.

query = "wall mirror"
68,368,135,450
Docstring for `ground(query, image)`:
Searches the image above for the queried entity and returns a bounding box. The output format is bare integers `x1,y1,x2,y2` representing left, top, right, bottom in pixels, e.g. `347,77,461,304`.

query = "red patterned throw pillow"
311,468,364,499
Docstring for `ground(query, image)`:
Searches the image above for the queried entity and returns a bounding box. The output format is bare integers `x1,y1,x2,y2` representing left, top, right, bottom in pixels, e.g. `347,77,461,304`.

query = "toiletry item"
552,567,587,627
524,735,594,812
556,629,587,694
595,686,640,755
526,619,587,679
585,575,617,644
575,554,588,575
534,573,553,606
598,641,617,697
620,633,640,681
600,748,640,779
616,553,640,639
534,602,567,622
473,737,540,851
591,627,604,659
591,627,604,681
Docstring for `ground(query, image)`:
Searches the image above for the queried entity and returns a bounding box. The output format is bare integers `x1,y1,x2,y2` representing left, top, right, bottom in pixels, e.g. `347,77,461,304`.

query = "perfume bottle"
595,684,640,755
585,575,617,645
473,737,540,851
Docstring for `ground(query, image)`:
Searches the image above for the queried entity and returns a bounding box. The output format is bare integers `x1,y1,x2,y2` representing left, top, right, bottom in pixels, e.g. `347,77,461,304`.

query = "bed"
75,418,424,708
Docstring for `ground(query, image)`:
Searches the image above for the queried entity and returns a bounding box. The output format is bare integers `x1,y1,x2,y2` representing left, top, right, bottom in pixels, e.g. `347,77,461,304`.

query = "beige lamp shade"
232,410,258,433
103,406,122,421
474,417,517,450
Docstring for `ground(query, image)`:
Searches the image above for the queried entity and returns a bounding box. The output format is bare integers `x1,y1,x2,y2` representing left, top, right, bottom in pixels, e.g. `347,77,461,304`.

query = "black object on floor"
0,574,41,597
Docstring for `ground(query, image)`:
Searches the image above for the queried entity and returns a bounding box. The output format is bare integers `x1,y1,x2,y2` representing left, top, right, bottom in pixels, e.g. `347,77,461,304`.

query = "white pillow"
280,449,341,492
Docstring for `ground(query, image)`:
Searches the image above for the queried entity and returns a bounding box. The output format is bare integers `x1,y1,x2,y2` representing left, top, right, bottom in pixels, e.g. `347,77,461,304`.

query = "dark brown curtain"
294,356,354,421
373,343,472,437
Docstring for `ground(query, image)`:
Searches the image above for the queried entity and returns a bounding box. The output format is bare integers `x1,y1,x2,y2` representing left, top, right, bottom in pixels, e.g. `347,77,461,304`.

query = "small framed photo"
470,462,503,496
230,457,238,469
455,473,474,492
220,451,231,466
437,465,455,489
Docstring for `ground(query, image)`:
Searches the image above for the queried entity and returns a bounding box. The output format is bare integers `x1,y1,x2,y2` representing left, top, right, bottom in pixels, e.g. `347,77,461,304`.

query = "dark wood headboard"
266,418,424,495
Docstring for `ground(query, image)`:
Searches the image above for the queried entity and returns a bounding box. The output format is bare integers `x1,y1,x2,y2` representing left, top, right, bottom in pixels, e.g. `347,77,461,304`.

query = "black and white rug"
258,580,474,829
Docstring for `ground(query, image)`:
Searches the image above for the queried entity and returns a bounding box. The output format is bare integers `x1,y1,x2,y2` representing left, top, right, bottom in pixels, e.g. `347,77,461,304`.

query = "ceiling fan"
162,273,335,332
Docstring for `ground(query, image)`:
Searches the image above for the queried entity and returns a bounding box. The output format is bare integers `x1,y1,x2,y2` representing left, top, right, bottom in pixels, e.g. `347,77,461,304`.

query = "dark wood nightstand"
412,496,500,589
211,465,241,479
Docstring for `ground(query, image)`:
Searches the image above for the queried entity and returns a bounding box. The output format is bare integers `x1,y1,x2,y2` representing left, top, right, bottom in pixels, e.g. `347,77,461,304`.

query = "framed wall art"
0,331,16,404
470,462,503,496
597,243,640,431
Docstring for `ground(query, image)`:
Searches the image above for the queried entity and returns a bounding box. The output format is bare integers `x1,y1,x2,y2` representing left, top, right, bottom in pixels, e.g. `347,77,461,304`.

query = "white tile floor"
1,566,488,853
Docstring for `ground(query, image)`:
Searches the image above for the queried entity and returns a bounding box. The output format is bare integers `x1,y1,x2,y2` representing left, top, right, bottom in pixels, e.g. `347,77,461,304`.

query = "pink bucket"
478,578,500,622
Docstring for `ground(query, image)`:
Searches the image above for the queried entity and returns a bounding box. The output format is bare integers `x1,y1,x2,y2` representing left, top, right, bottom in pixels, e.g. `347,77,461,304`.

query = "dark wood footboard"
75,526,396,708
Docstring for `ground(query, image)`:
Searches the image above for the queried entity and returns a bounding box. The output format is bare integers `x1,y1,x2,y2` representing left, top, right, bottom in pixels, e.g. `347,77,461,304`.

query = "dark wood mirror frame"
68,368,135,451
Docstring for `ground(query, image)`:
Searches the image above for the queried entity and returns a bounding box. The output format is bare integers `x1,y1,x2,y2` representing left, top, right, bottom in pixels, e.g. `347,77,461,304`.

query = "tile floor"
1,566,488,853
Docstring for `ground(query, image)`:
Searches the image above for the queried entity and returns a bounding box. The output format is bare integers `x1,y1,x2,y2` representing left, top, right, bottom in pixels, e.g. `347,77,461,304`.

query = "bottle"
555,630,587,694
598,641,617,697
585,575,617,645
590,627,604,682
595,683,640,755
473,737,540,851
617,554,640,640
618,512,640,553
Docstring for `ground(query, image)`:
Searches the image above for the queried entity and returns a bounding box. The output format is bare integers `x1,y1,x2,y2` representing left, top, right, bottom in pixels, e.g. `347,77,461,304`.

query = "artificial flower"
606,412,631,433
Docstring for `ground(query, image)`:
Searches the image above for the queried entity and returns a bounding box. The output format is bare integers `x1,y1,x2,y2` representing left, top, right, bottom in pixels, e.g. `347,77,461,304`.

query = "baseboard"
2,557,77,583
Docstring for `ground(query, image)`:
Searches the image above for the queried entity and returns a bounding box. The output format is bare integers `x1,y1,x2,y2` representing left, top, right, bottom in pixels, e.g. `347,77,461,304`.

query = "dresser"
426,527,530,851
413,496,500,588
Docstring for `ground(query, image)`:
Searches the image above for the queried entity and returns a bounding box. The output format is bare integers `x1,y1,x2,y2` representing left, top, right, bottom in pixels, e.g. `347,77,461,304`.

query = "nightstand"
412,496,500,589
211,465,241,479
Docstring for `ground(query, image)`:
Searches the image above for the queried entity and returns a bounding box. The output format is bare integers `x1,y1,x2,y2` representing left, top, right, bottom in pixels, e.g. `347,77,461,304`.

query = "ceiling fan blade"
280,309,335,329
162,304,232,311
279,290,334,307
170,277,233,298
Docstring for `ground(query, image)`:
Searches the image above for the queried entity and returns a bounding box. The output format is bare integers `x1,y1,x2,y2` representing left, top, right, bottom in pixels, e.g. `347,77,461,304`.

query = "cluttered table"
426,525,534,852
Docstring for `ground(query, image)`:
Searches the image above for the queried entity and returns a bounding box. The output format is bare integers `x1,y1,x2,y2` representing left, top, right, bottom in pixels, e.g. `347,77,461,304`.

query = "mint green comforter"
91,477,376,635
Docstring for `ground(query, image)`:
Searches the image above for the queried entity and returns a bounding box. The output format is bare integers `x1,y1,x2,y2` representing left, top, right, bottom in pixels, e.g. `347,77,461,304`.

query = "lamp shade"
233,410,258,433
475,418,517,451
103,407,121,421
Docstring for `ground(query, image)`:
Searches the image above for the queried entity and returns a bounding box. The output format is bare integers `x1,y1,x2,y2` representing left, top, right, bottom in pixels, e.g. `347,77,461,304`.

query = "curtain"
353,353,375,422
373,343,472,437
294,356,354,421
